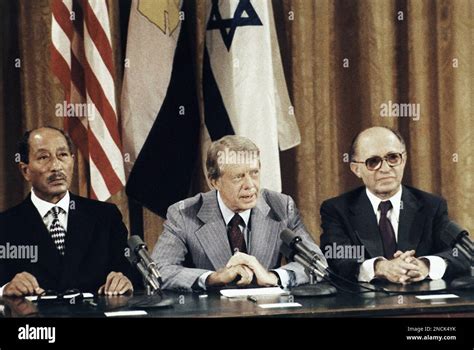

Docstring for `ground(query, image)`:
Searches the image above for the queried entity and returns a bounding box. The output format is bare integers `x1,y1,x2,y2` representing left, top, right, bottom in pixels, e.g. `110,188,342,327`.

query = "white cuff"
271,268,291,288
421,256,447,280
197,271,214,290
358,257,384,282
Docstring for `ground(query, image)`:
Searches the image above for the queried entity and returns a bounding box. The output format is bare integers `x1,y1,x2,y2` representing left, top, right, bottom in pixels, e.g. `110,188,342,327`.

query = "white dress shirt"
0,190,70,297
358,186,447,282
30,189,70,231
197,192,291,289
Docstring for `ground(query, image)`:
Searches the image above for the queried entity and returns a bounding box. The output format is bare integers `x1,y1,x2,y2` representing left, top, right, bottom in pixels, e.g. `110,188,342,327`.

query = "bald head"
349,126,407,199
350,126,406,162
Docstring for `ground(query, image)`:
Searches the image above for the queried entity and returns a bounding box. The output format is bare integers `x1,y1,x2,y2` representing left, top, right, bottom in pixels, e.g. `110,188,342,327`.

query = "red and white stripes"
51,0,125,201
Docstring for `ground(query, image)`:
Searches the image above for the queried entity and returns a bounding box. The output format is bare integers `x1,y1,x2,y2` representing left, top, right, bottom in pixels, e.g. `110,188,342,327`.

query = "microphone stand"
125,245,173,308
291,255,337,296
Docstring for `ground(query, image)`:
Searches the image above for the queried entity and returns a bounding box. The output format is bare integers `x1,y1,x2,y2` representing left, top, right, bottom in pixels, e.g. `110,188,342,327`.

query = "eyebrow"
33,148,50,154
33,146,69,154
366,151,403,158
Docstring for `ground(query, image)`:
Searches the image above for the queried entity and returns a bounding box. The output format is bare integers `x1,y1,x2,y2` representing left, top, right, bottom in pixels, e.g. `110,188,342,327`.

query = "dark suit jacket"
0,193,131,293
320,185,469,281
152,189,324,291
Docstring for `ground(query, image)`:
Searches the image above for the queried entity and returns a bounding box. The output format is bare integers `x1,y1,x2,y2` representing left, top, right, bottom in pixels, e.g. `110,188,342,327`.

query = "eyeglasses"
37,289,83,301
351,152,406,171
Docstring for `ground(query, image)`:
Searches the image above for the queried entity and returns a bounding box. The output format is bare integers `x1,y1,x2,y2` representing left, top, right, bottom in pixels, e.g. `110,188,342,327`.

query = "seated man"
0,127,133,297
152,135,325,291
320,126,469,284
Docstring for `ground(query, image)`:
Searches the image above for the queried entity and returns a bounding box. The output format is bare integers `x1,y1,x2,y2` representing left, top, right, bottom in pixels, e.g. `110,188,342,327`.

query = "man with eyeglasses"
320,126,469,284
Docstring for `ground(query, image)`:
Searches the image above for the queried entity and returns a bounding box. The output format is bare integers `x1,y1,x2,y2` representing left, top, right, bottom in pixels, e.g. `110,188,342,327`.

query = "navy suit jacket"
0,194,131,293
320,186,470,281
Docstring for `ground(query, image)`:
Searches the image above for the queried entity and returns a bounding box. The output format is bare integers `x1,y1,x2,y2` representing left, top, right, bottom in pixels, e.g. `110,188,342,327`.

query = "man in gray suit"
152,135,325,291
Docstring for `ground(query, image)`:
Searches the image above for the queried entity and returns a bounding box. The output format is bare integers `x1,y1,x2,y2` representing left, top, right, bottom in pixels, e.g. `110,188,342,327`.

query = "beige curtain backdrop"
0,0,472,250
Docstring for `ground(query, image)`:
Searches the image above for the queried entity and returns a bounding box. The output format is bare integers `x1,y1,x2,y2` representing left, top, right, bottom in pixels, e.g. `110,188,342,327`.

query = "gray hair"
206,135,260,181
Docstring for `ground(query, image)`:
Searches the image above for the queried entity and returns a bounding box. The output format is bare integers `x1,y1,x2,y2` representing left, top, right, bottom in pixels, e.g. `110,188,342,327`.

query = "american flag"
51,0,125,201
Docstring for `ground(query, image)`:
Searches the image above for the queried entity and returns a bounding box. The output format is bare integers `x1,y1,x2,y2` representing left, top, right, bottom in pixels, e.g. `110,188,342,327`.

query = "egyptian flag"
203,0,301,191
122,0,200,217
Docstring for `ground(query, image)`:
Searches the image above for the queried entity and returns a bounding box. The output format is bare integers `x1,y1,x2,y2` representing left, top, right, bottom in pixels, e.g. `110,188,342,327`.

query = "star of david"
207,0,263,51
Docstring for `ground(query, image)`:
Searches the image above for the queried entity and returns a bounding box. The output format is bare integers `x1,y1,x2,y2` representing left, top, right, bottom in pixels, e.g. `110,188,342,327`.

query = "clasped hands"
206,252,279,287
374,250,430,284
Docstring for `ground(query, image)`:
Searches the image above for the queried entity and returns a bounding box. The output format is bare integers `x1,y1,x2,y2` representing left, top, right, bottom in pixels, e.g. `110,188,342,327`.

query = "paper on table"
258,302,302,309
25,292,94,301
104,310,147,317
415,294,459,300
26,296,47,301
64,292,94,299
220,287,287,298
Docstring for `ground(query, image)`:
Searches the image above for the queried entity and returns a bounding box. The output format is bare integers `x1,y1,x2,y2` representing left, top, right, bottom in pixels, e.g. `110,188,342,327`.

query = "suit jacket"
152,189,324,291
0,193,131,293
320,185,470,281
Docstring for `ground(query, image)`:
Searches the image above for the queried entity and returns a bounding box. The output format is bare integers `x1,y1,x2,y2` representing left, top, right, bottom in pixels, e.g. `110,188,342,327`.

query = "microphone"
280,243,326,278
440,221,473,260
280,229,328,273
127,253,161,291
439,221,474,289
127,236,162,292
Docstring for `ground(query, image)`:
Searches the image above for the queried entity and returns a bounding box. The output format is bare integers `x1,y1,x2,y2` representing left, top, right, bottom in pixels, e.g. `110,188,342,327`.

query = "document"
220,287,288,298
104,310,147,317
415,294,459,300
258,302,302,309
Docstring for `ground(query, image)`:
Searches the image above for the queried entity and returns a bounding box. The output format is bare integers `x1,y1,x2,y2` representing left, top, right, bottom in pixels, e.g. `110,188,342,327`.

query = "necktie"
378,201,397,259
227,214,247,254
48,206,66,255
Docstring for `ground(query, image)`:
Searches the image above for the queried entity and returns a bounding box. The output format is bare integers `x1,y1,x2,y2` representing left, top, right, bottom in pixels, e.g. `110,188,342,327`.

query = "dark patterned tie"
48,206,66,255
378,201,397,259
227,214,247,254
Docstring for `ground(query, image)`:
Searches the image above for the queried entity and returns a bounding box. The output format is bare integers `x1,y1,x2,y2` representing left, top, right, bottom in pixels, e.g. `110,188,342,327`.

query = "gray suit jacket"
152,189,324,291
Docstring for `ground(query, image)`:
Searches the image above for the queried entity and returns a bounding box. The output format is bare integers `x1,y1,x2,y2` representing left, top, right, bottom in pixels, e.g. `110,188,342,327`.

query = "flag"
122,0,200,217
203,0,301,192
51,0,125,201
121,0,181,175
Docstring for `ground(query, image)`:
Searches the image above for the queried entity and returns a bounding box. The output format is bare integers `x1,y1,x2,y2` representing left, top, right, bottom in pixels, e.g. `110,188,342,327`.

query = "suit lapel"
349,190,384,258
195,191,232,270
397,186,423,251
248,196,281,268
61,195,95,281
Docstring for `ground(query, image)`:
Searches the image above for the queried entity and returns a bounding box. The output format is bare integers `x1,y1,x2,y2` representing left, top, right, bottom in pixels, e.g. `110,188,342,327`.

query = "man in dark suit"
152,135,325,291
320,126,469,284
0,127,133,296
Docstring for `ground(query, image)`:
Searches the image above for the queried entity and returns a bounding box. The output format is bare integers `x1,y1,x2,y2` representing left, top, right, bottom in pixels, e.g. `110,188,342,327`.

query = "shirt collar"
365,186,402,215
217,191,251,226
31,189,70,218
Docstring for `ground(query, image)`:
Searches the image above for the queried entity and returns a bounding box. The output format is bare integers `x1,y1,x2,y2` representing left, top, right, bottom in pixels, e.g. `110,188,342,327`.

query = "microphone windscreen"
280,229,297,246
440,221,465,247
128,235,145,251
